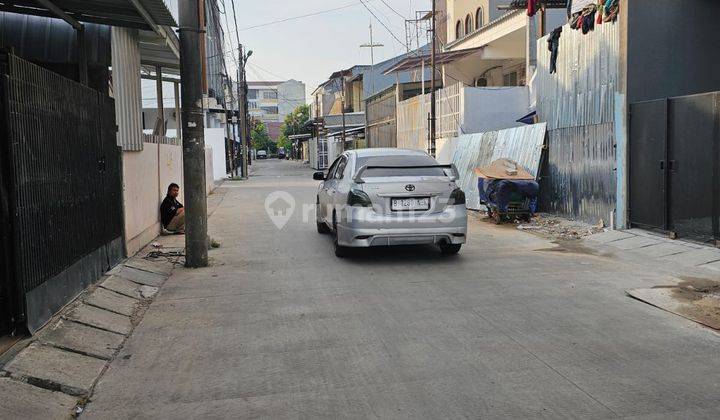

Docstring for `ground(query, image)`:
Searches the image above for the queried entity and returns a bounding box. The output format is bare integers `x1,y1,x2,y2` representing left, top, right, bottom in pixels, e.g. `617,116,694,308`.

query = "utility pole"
360,22,384,96
341,76,346,151
231,112,238,176
429,0,437,157
237,45,249,179
225,107,234,178
179,0,208,267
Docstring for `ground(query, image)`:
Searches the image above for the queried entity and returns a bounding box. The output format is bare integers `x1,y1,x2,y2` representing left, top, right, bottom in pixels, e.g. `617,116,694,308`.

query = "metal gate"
0,51,124,334
629,92,720,243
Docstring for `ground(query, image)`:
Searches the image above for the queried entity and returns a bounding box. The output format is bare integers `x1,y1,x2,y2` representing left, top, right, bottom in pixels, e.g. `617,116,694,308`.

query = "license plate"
391,197,430,211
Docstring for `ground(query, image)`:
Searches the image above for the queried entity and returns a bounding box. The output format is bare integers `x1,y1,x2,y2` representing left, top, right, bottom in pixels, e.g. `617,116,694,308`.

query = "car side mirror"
313,171,325,181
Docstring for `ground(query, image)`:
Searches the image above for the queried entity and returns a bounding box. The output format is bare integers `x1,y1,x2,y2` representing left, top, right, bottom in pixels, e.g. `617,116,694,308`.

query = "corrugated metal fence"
452,123,547,210
397,93,429,151
536,19,619,224
111,27,144,151
366,90,397,148
0,52,124,332
437,83,462,139
396,84,464,152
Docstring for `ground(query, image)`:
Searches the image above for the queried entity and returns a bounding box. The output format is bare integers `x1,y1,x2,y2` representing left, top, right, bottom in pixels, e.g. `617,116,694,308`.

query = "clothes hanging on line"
547,26,563,74
527,0,539,17
581,5,596,34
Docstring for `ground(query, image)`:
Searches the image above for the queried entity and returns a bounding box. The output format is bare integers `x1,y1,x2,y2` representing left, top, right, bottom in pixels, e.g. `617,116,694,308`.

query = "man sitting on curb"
161,183,185,234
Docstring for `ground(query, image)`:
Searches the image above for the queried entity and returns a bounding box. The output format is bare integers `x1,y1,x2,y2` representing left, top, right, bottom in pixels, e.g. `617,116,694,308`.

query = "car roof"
347,148,431,158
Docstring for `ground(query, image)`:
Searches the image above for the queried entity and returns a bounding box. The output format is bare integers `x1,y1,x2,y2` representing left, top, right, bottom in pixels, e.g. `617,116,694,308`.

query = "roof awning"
139,29,180,69
346,73,363,83
1,0,178,29
383,47,484,74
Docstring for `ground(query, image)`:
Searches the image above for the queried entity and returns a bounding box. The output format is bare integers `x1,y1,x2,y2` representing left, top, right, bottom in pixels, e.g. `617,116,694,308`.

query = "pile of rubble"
515,213,606,241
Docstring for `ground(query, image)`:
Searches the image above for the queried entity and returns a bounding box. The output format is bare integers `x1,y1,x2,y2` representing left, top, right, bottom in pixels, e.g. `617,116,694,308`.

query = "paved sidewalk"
82,160,720,419
586,228,720,273
0,252,176,418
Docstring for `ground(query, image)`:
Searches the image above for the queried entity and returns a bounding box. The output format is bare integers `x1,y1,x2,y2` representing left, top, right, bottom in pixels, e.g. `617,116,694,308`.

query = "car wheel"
440,243,462,255
332,213,349,258
317,220,331,234
492,211,503,225
316,199,331,234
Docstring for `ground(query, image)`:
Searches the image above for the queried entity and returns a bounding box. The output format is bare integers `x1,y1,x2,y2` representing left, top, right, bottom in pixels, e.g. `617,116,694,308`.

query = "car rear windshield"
356,155,446,177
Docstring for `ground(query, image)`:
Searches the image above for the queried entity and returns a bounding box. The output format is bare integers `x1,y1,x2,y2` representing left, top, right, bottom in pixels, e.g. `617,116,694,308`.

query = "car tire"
317,220,331,234
332,214,349,258
316,199,330,234
440,243,462,255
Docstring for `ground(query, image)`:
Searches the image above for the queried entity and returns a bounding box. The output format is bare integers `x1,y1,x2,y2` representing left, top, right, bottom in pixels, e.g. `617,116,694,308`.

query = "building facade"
247,80,306,125
441,0,565,88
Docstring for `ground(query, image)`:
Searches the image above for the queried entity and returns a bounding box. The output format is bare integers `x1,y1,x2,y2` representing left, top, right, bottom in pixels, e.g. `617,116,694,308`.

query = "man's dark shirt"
160,195,183,227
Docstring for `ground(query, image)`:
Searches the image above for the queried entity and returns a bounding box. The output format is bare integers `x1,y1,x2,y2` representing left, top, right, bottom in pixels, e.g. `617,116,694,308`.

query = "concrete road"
86,159,720,419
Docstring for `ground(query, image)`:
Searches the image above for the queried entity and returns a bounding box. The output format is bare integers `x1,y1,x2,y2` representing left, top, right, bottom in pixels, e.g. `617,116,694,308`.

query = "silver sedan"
314,149,467,257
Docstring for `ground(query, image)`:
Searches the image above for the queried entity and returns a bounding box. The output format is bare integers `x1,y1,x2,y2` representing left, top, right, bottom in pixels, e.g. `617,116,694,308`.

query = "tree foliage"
250,120,276,153
278,104,311,150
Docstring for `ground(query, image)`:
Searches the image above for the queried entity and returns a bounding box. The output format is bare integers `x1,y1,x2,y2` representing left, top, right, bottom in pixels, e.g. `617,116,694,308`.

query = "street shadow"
338,244,461,265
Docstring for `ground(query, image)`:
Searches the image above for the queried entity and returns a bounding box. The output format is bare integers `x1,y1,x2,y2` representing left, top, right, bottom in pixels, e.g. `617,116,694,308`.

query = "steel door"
629,99,667,230
0,72,15,335
667,93,719,241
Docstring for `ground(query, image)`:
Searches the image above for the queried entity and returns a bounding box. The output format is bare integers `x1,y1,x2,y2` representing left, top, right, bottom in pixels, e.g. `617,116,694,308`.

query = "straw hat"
474,158,534,180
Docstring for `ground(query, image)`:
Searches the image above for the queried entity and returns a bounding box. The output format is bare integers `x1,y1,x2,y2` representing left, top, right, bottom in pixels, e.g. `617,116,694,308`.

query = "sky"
221,0,433,103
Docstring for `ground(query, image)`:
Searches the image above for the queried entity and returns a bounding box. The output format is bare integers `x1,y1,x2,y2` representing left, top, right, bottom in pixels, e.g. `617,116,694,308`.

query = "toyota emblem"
405,184,416,192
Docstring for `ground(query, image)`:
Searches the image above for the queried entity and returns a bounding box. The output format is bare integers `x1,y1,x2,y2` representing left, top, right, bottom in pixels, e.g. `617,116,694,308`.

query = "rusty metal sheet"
536,20,619,130
452,123,547,209
539,123,616,225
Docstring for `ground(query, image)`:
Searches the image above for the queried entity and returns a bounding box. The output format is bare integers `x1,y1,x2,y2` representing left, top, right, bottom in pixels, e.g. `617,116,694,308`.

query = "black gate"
629,99,668,230
629,92,720,243
0,51,124,334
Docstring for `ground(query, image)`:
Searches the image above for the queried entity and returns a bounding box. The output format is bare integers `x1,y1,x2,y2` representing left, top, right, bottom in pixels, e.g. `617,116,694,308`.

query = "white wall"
461,86,529,134
277,80,306,118
123,142,216,256
204,128,229,181
436,137,459,165
158,127,225,183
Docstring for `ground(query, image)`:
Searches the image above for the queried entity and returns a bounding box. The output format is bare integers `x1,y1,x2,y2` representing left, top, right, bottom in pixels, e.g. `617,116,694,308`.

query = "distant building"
311,45,433,119
245,80,306,132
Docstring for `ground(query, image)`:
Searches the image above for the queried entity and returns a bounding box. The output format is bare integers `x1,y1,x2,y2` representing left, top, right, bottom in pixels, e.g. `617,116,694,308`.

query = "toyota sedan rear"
314,149,467,257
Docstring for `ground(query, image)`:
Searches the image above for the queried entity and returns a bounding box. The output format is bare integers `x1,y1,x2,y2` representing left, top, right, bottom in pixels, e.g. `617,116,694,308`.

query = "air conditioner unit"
474,77,488,87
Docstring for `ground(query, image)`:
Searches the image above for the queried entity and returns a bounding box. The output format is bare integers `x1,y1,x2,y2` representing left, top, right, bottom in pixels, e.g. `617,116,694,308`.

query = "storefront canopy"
1,0,177,29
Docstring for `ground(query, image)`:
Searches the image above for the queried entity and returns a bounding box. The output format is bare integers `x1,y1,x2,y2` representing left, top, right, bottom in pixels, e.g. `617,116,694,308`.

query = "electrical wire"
378,0,407,19
225,1,373,35
359,0,407,49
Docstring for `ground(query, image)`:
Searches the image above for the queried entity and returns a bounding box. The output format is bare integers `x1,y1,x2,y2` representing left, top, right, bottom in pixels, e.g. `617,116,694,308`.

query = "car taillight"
347,189,372,207
448,188,466,205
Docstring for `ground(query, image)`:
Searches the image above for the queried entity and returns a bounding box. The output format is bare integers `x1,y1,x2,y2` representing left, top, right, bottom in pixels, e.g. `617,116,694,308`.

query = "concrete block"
113,266,166,287
665,249,720,267
139,285,159,299
0,377,78,419
586,230,635,244
625,228,662,238
634,243,696,258
698,260,720,272
85,288,139,317
124,258,174,276
3,343,106,396
40,319,125,360
100,276,143,299
609,236,661,250
65,304,132,335
627,288,720,330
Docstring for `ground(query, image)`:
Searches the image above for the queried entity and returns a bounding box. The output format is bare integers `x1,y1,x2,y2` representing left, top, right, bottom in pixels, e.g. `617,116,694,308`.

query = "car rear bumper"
336,205,467,247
